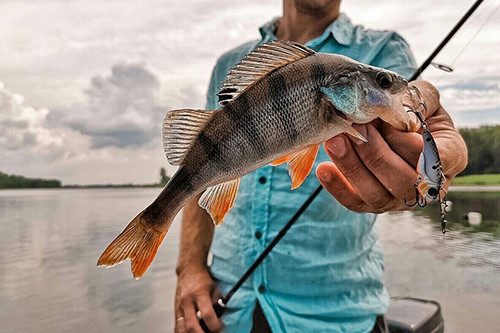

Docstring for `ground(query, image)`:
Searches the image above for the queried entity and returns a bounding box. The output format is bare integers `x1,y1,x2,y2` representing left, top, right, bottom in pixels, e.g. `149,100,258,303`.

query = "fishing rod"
198,0,485,331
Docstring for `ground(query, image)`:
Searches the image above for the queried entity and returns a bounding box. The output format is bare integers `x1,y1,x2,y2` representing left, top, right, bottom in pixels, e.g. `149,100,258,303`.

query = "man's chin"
293,0,339,15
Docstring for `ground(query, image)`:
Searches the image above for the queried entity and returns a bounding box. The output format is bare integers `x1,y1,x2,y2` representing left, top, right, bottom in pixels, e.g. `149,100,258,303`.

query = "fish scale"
97,40,409,279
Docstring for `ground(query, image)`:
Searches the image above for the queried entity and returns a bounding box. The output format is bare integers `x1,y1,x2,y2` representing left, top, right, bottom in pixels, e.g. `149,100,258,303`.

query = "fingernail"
351,124,367,145
326,136,347,158
318,170,332,183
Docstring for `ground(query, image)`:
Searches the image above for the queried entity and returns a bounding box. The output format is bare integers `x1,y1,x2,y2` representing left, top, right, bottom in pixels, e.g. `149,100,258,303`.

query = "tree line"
0,171,62,189
459,125,500,175
0,168,170,189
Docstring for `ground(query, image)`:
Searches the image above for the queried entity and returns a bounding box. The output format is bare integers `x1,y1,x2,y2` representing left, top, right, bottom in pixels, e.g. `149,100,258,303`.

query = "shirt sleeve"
371,33,418,80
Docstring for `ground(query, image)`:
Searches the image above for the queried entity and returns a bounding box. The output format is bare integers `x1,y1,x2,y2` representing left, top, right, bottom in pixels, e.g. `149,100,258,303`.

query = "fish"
97,40,410,279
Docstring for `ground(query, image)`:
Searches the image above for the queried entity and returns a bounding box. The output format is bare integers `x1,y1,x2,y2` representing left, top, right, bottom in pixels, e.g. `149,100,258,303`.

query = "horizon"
1,0,499,185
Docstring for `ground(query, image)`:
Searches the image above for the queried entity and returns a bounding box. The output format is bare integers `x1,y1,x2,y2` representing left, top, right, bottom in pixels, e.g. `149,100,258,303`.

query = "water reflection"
0,189,180,333
415,189,500,237
0,188,499,332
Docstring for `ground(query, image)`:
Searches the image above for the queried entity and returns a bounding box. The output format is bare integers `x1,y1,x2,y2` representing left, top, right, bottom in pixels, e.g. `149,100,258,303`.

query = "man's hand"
175,197,222,333
316,80,467,213
175,265,223,333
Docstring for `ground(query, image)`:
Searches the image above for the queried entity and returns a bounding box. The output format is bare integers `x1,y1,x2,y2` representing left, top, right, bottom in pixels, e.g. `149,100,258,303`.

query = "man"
175,1,467,332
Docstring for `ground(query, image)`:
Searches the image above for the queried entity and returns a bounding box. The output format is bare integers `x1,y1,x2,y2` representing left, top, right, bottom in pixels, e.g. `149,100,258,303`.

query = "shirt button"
258,176,266,184
258,284,266,293
255,231,262,239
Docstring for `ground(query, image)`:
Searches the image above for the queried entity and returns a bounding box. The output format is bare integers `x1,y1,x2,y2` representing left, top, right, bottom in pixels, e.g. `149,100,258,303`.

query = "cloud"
0,82,62,153
49,63,167,149
1,0,499,184
0,79,170,185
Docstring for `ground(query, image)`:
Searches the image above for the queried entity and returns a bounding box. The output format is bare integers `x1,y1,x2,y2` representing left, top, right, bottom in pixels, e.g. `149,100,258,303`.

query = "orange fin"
97,211,167,280
270,155,291,166
198,178,241,226
288,144,320,190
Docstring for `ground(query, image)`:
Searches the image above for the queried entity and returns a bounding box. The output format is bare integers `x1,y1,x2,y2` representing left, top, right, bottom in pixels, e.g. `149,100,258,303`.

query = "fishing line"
434,0,500,85
410,0,485,80
430,0,490,73
198,1,487,331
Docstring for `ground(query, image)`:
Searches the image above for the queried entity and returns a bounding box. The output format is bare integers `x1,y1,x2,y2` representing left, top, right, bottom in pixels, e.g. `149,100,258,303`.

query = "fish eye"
375,72,393,89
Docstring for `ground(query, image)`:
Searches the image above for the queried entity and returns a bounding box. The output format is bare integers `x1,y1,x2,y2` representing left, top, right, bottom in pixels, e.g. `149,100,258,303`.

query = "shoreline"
449,185,500,192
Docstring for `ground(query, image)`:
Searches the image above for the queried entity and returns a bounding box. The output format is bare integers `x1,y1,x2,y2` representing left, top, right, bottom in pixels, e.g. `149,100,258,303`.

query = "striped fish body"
98,41,410,279
178,53,407,189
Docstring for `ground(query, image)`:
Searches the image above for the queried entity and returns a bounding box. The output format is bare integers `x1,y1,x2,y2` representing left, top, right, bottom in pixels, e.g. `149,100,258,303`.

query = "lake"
0,188,499,332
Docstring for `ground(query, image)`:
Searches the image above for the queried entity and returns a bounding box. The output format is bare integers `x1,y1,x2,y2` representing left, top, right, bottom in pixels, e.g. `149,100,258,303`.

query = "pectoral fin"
198,178,241,226
270,155,291,166
287,144,321,190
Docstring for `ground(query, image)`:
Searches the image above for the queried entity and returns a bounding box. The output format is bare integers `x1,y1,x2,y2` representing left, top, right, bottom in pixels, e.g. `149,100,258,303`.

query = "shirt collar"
259,13,354,46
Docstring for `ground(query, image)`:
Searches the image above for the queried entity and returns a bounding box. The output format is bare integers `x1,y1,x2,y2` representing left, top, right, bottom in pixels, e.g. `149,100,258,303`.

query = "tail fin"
97,211,167,279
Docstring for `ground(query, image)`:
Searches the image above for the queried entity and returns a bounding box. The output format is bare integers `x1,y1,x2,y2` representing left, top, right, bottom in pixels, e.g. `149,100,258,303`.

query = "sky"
1,0,499,185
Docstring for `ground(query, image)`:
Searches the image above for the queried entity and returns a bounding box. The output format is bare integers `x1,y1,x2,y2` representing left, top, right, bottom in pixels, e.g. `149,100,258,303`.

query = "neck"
276,0,341,44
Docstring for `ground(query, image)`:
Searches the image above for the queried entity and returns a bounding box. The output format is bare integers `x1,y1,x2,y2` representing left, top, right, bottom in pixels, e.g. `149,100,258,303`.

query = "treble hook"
404,183,427,208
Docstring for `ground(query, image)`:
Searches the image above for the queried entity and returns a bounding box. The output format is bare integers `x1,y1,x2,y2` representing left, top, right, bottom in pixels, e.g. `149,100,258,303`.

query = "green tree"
459,125,500,175
0,171,62,189
160,167,170,186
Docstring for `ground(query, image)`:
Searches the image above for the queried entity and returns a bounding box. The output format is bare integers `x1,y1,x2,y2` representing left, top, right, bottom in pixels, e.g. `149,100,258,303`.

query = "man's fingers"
349,124,418,201
316,161,369,212
176,316,187,333
196,294,223,332
324,133,397,212
378,122,422,166
182,299,204,333
409,80,441,119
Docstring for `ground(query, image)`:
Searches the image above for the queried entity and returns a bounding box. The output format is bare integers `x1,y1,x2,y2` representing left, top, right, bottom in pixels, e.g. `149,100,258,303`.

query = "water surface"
0,188,498,332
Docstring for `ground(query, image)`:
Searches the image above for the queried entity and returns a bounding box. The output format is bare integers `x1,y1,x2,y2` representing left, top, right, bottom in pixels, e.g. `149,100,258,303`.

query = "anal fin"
198,178,241,226
288,144,320,190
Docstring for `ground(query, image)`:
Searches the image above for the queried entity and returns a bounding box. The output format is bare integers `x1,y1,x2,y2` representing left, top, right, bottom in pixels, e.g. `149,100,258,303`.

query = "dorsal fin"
218,41,316,106
162,109,216,165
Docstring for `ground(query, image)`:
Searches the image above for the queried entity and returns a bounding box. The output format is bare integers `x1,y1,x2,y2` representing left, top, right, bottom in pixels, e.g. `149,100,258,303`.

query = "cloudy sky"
1,0,499,185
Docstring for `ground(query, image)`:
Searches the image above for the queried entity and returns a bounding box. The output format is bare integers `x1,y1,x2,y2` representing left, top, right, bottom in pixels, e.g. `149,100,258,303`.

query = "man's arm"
316,80,467,212
175,197,223,333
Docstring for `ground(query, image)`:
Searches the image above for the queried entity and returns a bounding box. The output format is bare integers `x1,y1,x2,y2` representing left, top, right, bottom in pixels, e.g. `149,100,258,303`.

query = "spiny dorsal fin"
218,41,316,106
162,109,216,165
198,178,241,226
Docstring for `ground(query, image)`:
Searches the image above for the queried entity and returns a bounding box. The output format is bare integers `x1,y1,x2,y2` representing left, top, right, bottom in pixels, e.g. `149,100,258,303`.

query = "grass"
451,174,500,186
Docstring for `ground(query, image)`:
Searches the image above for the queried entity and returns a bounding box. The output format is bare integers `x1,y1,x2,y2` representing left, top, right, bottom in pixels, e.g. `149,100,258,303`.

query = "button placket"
252,166,272,296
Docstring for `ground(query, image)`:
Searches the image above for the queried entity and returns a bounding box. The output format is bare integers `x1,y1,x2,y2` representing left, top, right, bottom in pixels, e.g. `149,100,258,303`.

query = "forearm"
176,196,214,275
175,197,223,333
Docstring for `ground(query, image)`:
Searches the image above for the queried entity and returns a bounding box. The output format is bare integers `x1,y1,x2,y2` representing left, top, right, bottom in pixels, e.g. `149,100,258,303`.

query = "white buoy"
467,212,482,226
445,200,453,212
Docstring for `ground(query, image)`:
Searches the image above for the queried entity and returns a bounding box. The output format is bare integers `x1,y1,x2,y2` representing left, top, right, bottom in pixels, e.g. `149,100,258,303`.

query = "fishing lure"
404,90,448,234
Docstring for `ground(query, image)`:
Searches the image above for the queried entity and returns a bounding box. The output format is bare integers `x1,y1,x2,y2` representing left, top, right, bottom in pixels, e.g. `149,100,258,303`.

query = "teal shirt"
206,14,417,333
